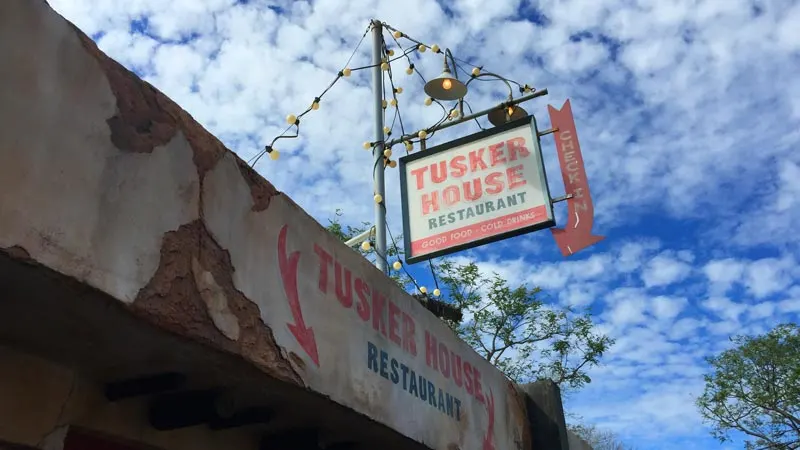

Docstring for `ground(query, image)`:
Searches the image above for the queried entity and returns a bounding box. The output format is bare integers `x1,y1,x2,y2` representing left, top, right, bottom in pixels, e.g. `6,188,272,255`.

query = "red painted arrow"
548,99,604,257
482,389,496,450
277,224,320,366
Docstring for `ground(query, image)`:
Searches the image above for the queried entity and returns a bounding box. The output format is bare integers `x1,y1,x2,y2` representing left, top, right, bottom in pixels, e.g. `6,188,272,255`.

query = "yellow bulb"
269,149,280,160
374,194,383,204
433,288,441,297
384,126,391,134
393,31,402,38
431,44,440,53
286,114,297,125
363,141,371,150
389,160,397,168
382,99,388,108
384,149,392,158
418,44,426,52
450,109,459,118
381,62,389,71
418,130,427,139
311,101,320,110
406,66,414,75
420,286,427,294
442,79,452,90
342,68,352,77
507,106,515,116
387,49,395,56
404,141,413,151
361,241,371,251
424,97,433,106
396,87,403,94
390,99,397,107
472,67,480,76
393,261,402,271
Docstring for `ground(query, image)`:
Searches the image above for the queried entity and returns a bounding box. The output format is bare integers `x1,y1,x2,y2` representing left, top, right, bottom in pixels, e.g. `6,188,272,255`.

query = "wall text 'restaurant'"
313,245,488,422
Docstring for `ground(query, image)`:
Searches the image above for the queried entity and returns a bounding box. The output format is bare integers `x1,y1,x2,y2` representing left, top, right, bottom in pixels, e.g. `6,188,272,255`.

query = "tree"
324,211,613,390
434,259,613,389
567,422,636,450
696,323,800,450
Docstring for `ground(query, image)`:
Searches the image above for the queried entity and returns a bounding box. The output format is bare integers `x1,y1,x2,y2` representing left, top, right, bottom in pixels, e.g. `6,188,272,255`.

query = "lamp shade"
424,68,468,101
487,104,528,127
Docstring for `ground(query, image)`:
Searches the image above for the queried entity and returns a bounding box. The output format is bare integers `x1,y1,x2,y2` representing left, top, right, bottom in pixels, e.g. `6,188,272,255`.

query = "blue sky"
49,0,800,448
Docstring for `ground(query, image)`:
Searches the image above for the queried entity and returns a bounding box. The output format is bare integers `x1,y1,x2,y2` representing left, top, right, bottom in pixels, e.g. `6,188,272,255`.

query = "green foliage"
568,422,637,450
434,259,613,389
696,323,800,450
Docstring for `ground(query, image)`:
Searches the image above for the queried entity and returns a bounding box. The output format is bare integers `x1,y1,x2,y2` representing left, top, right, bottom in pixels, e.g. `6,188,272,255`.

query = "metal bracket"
551,194,573,204
538,127,559,137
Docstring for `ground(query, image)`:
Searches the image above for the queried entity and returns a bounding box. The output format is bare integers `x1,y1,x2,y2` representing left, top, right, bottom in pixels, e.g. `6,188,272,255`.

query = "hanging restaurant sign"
399,116,555,264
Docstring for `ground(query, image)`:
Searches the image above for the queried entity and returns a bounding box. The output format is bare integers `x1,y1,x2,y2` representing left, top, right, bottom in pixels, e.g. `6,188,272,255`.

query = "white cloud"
641,253,692,288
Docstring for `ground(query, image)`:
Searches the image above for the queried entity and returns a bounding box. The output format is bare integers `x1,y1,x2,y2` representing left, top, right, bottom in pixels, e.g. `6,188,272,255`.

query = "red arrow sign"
548,100,604,257
277,224,320,366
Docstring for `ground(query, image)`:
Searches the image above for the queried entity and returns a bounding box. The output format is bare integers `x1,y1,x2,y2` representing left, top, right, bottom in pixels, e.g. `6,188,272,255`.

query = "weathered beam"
208,407,273,430
260,429,320,450
518,380,569,450
148,389,220,430
105,372,187,401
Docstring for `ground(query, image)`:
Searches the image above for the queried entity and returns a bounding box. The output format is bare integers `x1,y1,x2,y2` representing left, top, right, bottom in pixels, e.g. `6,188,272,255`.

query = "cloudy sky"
48,0,800,448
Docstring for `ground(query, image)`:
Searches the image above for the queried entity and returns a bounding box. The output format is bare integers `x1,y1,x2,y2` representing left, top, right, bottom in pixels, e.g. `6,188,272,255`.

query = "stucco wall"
0,1,531,450
0,344,256,450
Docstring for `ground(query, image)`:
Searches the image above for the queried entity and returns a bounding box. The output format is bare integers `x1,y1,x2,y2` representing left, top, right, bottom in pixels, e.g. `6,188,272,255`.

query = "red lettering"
469,148,488,172
388,301,402,346
425,331,438,370
450,155,467,177
451,353,463,387
507,137,530,160
402,313,417,356
314,245,332,293
334,262,352,308
443,186,460,206
372,291,387,336
464,362,474,395
421,191,439,215
463,178,482,201
489,142,506,166
485,172,504,194
438,343,451,378
473,369,485,402
507,165,526,189
355,278,370,321
411,166,429,190
431,161,447,184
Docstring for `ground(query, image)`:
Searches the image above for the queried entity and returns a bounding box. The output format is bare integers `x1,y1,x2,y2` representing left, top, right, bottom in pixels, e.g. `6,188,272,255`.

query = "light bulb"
393,31,402,39
404,141,413,151
384,126,391,134
431,44,440,53
311,101,320,110
418,130,428,139
420,286,427,294
384,148,392,158
381,62,389,71
363,141,372,150
424,97,433,106
472,67,480,77
393,261,402,271
387,49,395,57
286,114,297,125
269,149,280,160
418,44,426,52
389,160,397,168
406,66,414,75
382,99,388,108
395,87,403,94
342,68,352,77
442,78,452,90
450,109,459,119
361,241,371,251
433,288,441,297
507,106,515,116
390,99,397,107
374,194,383,204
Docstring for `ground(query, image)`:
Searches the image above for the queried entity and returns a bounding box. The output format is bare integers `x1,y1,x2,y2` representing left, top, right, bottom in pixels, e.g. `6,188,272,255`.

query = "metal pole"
371,20,388,274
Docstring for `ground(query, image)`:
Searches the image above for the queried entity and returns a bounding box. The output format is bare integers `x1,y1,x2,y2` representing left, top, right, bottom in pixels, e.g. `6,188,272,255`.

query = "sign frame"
399,115,556,264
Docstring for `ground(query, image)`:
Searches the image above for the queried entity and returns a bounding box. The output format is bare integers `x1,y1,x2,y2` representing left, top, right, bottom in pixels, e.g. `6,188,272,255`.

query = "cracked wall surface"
0,2,531,450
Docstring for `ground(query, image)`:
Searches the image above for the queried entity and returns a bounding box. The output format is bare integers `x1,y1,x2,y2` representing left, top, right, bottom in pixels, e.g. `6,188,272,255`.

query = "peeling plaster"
192,257,240,341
